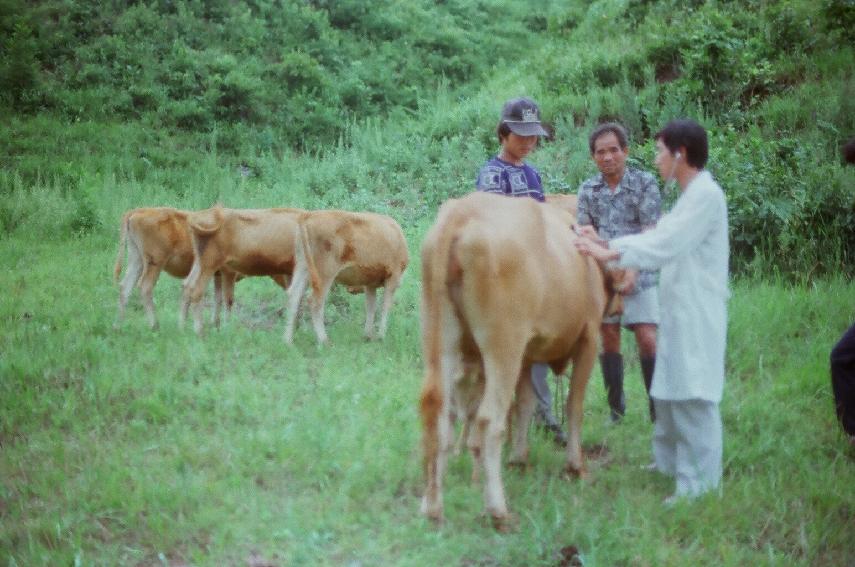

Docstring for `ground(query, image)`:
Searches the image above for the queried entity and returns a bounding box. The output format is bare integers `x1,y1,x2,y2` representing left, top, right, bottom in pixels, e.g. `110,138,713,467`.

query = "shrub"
0,21,40,109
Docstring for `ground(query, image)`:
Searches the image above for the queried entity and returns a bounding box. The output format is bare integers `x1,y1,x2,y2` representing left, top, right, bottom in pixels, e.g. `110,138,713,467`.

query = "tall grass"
2,228,853,566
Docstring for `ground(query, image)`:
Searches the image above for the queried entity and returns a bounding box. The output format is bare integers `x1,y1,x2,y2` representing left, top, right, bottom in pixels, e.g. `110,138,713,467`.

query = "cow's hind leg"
212,271,223,328
363,286,377,339
377,272,403,340
420,302,463,523
478,350,523,529
462,368,486,485
139,262,163,330
284,264,309,344
308,278,335,345
115,240,144,328
508,365,537,466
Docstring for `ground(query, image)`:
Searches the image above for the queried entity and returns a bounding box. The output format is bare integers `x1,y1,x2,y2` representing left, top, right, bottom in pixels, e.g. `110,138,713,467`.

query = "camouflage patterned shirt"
577,167,661,292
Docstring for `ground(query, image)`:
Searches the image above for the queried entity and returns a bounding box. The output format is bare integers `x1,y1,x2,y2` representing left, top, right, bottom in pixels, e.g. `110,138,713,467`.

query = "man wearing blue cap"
474,96,567,446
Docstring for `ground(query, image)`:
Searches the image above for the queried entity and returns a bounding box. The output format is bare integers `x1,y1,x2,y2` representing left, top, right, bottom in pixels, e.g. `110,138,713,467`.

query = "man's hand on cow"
574,236,620,264
573,224,606,245
615,269,638,295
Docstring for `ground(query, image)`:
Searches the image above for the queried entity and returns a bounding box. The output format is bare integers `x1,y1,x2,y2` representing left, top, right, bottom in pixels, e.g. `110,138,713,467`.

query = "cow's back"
197,207,302,276
545,193,578,220
430,193,607,369
304,210,408,286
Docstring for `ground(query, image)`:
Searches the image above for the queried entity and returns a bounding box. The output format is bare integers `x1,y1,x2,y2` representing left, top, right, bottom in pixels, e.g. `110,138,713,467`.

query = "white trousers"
652,398,722,498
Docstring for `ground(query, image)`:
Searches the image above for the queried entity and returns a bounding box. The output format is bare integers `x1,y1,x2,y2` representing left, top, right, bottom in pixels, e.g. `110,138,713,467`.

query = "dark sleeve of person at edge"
831,323,855,439
832,138,855,441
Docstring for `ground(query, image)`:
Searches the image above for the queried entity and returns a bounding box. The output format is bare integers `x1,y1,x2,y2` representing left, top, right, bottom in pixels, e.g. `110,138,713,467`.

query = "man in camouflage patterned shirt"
577,122,661,423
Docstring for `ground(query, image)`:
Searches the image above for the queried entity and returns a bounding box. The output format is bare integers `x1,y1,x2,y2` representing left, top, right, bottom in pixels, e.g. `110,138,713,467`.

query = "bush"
0,21,40,109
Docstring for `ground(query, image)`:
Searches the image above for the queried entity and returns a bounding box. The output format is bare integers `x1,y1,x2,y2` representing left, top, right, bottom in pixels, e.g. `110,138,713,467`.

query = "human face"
592,132,628,181
500,132,538,165
654,139,677,182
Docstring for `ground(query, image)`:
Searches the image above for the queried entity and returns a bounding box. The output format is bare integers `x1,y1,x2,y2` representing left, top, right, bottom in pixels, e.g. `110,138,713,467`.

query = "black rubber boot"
600,352,625,422
640,355,656,422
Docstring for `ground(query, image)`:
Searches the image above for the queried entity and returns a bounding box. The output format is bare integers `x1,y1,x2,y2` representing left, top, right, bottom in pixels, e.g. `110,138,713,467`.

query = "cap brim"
506,122,548,137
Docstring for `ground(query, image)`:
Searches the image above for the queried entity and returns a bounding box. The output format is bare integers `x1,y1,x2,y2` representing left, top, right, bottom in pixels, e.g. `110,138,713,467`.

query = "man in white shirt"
575,119,729,503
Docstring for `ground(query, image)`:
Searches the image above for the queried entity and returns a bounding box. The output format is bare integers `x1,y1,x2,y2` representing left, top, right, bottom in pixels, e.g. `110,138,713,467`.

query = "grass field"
2,230,854,567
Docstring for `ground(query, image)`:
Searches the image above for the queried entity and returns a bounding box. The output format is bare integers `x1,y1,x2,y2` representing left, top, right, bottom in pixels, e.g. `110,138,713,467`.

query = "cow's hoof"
420,499,443,525
483,512,517,533
563,464,588,480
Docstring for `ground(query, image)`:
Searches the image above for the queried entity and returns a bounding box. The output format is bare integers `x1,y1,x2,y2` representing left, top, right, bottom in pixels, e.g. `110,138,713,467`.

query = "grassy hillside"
2,0,853,277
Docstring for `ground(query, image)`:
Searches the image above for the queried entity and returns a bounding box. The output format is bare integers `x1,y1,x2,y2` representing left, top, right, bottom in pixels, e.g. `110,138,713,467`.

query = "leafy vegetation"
1,0,853,278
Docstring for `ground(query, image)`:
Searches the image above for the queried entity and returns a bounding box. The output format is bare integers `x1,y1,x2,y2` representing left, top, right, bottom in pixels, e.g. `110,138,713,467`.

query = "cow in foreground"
182,206,301,334
114,207,233,329
418,192,618,529
545,193,578,219
284,210,409,345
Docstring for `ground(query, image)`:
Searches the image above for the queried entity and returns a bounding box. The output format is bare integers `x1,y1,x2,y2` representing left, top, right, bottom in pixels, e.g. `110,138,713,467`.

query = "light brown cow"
182,206,302,334
284,210,409,345
419,192,618,529
114,208,289,330
545,193,578,219
114,207,229,329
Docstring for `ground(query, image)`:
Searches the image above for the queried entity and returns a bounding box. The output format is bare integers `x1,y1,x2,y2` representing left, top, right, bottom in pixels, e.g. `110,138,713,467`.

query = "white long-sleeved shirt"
610,170,729,402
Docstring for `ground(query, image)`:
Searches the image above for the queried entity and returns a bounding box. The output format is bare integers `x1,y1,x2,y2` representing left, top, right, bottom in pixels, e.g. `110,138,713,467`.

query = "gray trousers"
531,363,559,426
652,398,722,498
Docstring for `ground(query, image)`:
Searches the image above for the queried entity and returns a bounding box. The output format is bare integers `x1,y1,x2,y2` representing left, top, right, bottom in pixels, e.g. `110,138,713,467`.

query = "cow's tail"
113,210,132,283
419,210,459,476
296,214,321,296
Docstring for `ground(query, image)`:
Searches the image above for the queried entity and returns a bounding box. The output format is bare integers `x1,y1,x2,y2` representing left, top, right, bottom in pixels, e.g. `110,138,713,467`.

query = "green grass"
2,233,853,566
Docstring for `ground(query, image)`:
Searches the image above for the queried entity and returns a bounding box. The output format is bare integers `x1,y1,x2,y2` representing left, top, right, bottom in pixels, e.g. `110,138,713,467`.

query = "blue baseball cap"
501,97,548,137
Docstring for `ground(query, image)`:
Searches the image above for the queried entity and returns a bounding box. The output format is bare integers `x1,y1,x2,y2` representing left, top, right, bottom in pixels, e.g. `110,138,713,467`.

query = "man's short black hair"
496,121,512,143
589,122,629,154
655,119,709,169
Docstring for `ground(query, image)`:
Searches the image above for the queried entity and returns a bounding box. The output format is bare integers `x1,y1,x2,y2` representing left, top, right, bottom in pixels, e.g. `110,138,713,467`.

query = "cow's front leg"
115,244,143,328
139,263,163,330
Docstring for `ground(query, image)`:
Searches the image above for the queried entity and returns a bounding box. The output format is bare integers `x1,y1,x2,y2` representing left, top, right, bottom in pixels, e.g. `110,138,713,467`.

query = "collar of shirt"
590,171,627,195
